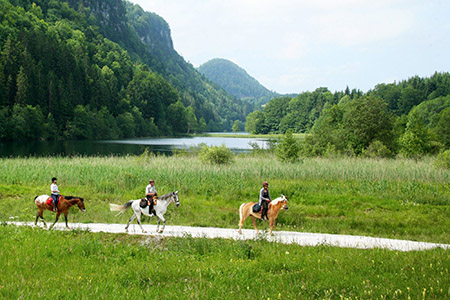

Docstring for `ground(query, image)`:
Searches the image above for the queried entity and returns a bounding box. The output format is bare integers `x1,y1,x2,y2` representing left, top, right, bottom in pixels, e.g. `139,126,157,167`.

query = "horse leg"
156,219,160,233
64,212,69,229
269,218,275,236
135,212,146,233
41,215,47,228
157,215,166,233
238,214,246,234
125,214,136,232
49,212,61,229
251,216,259,234
39,209,47,228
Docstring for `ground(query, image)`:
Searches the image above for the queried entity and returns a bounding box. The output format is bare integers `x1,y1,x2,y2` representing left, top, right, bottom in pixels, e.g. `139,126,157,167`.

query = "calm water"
0,135,268,157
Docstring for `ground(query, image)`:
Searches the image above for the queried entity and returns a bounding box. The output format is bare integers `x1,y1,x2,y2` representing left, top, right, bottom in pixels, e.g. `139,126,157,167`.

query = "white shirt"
145,184,156,195
51,183,60,195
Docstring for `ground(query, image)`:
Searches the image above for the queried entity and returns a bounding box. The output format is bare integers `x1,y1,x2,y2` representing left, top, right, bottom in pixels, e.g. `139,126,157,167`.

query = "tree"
342,96,394,154
399,109,432,157
276,130,300,162
232,120,240,133
166,100,188,134
245,111,262,134
434,107,450,148
260,97,290,133
185,106,197,134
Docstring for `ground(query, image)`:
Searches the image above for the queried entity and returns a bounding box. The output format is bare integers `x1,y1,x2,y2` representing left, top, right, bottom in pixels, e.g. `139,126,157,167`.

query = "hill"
0,0,252,140
198,58,277,105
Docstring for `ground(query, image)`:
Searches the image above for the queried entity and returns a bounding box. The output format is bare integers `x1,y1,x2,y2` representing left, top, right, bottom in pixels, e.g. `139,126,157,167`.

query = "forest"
0,0,252,141
246,72,450,157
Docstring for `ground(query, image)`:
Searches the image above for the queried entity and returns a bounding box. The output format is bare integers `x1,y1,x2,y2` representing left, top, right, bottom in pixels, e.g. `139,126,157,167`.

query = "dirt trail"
8,221,450,252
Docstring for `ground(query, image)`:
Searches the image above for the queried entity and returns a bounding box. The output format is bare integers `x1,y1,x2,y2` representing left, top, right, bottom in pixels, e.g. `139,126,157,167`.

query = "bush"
198,145,234,165
362,140,392,158
434,149,450,169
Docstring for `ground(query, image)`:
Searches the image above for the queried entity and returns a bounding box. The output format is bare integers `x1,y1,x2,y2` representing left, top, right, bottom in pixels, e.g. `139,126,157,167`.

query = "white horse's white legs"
125,214,136,232
136,212,146,233
156,214,166,233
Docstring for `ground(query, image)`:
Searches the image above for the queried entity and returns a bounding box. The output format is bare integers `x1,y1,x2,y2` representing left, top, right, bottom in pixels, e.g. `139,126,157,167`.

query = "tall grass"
0,225,449,299
1,155,449,242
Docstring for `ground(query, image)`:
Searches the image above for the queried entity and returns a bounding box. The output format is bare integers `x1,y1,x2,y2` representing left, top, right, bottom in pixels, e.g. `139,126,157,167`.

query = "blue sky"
131,0,450,94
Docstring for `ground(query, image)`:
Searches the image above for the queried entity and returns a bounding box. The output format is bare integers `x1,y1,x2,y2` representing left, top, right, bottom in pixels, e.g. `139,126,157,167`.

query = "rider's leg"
52,195,57,211
261,201,268,220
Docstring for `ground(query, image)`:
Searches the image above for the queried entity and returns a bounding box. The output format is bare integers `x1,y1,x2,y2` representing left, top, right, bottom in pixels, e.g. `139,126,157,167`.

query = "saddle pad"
46,196,61,206
252,203,261,213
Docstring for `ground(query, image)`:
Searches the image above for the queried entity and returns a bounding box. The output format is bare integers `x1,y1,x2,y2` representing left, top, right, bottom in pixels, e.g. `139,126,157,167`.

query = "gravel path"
9,221,450,252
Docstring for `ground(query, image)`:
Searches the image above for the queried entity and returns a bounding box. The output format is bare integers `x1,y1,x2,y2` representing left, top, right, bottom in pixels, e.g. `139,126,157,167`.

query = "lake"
0,134,269,157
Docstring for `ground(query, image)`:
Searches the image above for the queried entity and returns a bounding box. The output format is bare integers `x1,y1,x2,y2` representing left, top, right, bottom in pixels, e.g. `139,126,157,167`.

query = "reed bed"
0,155,449,242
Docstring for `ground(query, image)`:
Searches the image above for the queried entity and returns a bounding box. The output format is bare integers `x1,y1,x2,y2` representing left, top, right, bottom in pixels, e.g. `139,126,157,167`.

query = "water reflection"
0,136,268,157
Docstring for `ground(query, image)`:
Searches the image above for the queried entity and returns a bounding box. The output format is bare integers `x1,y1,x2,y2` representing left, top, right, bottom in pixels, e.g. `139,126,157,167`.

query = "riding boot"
149,202,154,216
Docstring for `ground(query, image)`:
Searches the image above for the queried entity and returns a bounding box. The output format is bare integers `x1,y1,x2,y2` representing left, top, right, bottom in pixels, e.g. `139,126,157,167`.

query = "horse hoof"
238,230,242,234
158,230,164,234
142,230,147,233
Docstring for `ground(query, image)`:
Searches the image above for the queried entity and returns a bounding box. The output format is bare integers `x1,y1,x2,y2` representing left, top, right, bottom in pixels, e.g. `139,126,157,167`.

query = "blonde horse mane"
270,195,287,206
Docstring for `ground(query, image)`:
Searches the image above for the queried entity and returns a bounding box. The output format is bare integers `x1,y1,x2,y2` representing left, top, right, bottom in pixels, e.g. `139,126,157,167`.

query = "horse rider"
145,179,157,216
50,177,60,212
259,181,271,220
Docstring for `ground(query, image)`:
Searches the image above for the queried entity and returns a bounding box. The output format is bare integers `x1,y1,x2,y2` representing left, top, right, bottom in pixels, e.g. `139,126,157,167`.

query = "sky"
130,0,450,94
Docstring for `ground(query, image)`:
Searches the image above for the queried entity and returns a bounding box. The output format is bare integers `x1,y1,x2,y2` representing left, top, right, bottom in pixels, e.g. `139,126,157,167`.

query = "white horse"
110,191,179,233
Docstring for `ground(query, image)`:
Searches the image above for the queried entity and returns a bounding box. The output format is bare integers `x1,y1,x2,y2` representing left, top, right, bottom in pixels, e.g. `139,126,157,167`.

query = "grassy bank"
1,225,449,299
0,155,449,243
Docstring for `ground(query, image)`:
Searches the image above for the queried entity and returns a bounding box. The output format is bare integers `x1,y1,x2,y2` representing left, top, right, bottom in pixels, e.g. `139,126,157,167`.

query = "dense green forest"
0,0,251,141
198,58,278,105
246,73,450,157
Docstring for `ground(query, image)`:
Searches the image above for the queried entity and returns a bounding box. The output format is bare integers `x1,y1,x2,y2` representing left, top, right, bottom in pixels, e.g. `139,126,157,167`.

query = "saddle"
46,195,62,207
139,198,157,209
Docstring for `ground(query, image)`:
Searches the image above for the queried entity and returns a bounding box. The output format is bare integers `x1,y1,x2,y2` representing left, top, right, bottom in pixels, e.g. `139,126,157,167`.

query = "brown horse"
34,194,86,229
238,195,288,235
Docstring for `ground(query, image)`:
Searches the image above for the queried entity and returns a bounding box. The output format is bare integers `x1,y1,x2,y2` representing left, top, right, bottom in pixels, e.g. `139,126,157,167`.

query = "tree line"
246,73,450,157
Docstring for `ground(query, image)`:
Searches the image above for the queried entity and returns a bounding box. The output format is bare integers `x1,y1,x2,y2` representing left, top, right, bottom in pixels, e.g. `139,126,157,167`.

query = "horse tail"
110,200,133,215
239,203,246,220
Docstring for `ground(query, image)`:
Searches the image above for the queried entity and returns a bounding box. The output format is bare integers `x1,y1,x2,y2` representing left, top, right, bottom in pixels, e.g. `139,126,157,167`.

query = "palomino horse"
238,195,288,235
110,191,180,233
34,195,86,229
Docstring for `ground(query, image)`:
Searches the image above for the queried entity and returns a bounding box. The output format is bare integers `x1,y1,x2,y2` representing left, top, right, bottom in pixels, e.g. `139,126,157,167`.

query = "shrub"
362,140,392,158
198,145,234,165
434,149,450,169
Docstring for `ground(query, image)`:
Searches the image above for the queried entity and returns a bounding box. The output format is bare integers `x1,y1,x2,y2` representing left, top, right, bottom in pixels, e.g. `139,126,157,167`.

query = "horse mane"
65,196,83,201
271,196,286,206
158,192,175,200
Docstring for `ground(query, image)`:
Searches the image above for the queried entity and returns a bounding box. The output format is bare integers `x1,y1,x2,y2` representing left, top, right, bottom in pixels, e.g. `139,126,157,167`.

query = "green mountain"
0,0,251,140
198,58,278,105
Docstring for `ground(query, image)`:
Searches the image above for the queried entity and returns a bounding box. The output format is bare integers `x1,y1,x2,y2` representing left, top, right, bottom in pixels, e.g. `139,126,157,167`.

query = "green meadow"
1,154,450,299
0,154,449,243
0,225,449,299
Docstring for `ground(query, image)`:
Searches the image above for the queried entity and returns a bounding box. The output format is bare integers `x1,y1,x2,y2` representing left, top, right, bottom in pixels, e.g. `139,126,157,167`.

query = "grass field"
0,225,449,299
0,154,449,243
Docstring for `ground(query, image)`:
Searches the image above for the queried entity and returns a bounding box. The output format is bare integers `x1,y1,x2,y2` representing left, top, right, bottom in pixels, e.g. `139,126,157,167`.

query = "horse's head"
172,191,180,207
77,197,86,213
280,195,288,210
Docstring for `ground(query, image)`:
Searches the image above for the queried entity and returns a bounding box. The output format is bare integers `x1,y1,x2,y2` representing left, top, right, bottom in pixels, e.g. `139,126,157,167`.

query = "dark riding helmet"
262,181,268,187
52,177,57,182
